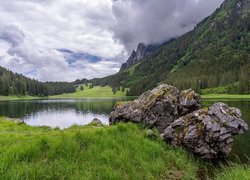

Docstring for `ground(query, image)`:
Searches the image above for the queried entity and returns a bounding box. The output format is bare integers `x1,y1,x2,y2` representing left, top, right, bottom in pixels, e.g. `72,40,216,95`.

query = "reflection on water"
0,98,133,129
23,109,109,129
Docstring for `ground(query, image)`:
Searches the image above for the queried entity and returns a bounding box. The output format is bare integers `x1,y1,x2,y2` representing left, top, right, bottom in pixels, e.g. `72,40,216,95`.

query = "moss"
114,101,129,108
181,90,195,100
196,123,205,137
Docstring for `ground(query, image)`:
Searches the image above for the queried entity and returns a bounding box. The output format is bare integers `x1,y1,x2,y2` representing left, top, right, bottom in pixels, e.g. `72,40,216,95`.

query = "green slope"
92,0,250,96
50,85,127,99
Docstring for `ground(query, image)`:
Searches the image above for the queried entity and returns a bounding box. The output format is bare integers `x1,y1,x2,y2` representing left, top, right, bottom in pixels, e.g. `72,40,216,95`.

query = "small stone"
89,118,103,126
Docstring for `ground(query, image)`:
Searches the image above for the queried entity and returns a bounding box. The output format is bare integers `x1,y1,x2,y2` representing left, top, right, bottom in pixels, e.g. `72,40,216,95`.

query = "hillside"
50,84,127,99
92,0,250,96
0,66,76,97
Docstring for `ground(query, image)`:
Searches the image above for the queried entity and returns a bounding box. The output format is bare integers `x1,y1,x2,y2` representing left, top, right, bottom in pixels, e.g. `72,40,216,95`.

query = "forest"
0,66,76,96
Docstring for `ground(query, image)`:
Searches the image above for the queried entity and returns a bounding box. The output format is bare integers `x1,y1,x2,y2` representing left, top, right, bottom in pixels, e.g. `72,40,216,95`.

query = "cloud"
0,25,25,47
0,25,121,82
0,0,224,81
111,0,224,52
0,0,124,81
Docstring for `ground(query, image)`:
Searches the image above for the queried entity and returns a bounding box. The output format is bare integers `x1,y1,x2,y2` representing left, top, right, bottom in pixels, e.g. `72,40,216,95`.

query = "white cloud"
0,0,224,81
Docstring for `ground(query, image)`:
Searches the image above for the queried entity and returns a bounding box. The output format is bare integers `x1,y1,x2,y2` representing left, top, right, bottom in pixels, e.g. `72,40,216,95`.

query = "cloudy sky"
0,0,224,82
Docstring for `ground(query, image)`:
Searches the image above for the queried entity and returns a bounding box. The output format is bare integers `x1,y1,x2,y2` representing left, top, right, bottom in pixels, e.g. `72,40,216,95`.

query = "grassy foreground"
0,117,249,179
50,85,127,99
0,117,198,179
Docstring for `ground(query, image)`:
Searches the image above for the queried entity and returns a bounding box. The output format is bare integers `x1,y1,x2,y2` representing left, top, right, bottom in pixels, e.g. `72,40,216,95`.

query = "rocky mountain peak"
121,43,151,70
120,42,147,71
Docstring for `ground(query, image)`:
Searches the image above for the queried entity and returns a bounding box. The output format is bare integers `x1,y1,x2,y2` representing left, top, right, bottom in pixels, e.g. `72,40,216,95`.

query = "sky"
0,0,224,82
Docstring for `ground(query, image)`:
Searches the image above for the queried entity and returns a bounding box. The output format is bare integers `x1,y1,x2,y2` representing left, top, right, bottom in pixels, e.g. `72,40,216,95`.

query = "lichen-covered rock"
110,102,145,124
162,103,248,159
109,84,201,133
179,89,201,116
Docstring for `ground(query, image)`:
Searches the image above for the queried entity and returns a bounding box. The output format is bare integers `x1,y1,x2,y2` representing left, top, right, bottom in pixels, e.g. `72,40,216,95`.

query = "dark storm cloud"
111,0,225,52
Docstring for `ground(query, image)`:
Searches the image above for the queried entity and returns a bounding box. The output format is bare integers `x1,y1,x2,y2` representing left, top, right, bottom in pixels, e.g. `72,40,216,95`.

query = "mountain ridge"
91,0,250,95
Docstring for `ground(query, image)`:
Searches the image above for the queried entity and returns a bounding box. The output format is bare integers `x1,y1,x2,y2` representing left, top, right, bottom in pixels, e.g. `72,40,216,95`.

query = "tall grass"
0,117,198,179
1,117,249,179
215,164,250,179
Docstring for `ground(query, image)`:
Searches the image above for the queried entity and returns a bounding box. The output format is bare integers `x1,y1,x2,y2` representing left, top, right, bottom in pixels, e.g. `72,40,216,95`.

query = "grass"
1,85,249,101
201,86,250,99
0,95,40,101
201,94,250,99
50,85,128,99
215,164,250,180
0,117,198,179
201,86,229,95
0,117,249,179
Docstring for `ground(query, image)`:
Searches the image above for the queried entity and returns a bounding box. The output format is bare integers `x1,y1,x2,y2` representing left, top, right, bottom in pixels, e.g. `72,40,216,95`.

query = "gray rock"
109,84,248,159
89,118,103,126
109,102,144,124
3,117,25,125
179,89,202,115
162,103,248,159
109,84,201,133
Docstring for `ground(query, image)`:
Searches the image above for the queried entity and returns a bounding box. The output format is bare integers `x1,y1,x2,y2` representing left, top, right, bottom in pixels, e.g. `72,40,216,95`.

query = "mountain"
92,0,250,95
0,66,76,96
120,43,160,70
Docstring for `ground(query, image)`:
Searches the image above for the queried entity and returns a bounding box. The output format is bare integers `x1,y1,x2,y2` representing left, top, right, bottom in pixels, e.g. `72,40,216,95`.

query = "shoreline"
0,94,249,101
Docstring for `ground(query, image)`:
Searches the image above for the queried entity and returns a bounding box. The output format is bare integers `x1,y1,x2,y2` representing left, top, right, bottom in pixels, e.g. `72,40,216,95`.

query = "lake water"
0,98,249,163
0,99,129,129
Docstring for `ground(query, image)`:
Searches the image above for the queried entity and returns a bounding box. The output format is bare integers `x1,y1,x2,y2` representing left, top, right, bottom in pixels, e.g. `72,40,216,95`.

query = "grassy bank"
50,85,128,99
0,117,198,179
0,117,249,179
0,95,40,101
201,94,250,99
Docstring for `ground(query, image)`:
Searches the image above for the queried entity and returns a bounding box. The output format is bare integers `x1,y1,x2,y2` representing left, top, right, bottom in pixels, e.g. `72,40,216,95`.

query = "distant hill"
0,66,76,97
92,0,250,95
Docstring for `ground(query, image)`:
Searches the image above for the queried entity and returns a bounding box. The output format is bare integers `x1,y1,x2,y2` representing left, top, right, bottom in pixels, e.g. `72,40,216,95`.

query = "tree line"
0,66,76,96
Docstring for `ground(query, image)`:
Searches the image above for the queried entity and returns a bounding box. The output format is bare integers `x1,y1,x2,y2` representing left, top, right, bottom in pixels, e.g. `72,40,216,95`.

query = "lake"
0,98,131,129
0,98,249,163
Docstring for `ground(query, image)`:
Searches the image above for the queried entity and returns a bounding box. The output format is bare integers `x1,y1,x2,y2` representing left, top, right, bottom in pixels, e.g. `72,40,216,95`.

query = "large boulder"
110,84,201,132
162,103,248,159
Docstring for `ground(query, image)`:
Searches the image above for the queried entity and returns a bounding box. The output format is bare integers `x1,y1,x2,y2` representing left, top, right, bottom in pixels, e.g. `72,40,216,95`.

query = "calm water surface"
0,98,249,163
0,98,134,129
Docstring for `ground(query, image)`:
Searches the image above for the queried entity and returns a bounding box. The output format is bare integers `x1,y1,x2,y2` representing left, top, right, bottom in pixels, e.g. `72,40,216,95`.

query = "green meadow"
50,85,128,99
0,95,40,101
